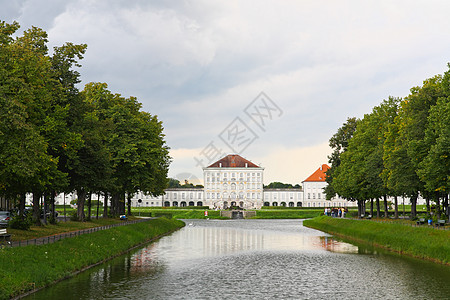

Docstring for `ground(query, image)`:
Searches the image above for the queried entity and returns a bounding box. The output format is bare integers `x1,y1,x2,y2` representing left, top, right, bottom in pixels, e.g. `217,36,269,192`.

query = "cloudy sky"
2,0,450,185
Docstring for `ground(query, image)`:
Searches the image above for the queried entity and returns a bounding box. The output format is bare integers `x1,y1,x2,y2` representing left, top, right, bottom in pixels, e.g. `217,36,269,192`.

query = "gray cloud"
1,0,450,181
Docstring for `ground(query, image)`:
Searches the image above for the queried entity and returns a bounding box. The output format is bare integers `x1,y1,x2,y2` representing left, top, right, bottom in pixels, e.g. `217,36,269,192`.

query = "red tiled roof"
303,164,330,182
207,154,259,168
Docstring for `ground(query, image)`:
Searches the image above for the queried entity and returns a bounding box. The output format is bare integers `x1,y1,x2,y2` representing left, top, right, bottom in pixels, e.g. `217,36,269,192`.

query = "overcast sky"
2,0,450,185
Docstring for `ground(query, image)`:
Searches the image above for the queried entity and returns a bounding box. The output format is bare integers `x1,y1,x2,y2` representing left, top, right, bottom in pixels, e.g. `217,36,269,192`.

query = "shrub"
154,213,173,219
8,214,32,230
70,212,79,221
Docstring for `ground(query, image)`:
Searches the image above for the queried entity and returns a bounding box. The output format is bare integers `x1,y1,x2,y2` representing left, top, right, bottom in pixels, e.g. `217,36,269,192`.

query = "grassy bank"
0,218,184,300
303,216,450,265
250,209,322,219
8,218,140,241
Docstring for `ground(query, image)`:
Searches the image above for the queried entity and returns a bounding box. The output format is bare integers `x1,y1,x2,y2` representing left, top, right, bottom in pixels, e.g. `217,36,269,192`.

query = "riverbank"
303,216,450,265
137,208,324,219
0,218,184,300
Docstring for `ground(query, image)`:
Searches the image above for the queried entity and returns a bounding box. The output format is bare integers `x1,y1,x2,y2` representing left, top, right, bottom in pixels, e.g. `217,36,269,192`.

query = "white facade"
203,167,264,209
263,189,303,207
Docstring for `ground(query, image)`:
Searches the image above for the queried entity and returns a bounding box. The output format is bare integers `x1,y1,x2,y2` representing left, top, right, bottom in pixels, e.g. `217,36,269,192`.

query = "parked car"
0,211,11,228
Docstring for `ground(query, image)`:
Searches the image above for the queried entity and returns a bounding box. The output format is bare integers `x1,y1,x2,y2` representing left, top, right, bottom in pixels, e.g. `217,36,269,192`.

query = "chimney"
245,163,248,168
219,163,222,168
320,165,323,171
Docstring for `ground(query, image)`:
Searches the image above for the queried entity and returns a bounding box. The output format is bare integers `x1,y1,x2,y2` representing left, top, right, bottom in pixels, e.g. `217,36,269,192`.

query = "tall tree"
325,117,358,200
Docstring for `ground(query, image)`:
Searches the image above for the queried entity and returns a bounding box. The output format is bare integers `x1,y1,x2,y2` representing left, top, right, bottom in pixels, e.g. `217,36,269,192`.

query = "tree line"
0,21,171,225
325,65,450,220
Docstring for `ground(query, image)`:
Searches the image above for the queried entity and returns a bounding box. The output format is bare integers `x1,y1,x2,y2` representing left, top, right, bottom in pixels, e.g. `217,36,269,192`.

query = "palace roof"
207,154,260,168
303,164,330,182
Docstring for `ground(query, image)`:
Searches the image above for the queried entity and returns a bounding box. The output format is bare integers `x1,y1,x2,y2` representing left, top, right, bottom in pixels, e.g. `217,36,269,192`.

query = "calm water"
26,219,450,300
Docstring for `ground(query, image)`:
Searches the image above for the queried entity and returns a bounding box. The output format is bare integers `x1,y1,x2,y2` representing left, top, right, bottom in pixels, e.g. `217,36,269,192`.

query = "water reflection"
26,219,450,300
317,236,359,254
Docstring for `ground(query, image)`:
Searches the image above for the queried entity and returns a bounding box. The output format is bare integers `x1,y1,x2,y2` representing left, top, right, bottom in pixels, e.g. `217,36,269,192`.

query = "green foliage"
264,182,300,189
328,65,450,220
0,218,184,299
8,215,32,230
0,21,171,221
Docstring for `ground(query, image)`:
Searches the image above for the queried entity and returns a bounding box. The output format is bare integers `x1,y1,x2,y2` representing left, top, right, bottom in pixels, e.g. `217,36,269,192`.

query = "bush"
70,212,79,221
154,213,173,219
8,214,32,230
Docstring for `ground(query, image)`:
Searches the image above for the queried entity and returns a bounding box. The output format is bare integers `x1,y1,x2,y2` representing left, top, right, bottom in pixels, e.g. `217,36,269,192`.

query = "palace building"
130,154,357,208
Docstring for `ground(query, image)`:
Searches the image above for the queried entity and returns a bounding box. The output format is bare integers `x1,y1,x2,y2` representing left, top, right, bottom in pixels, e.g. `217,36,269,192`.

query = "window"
231,183,236,190
308,193,310,199
312,193,315,199
318,193,321,199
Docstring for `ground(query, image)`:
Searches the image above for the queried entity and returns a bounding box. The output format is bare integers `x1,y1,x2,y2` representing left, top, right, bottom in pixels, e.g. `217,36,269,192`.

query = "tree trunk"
103,192,108,218
50,192,56,223
87,192,92,221
394,196,398,219
358,200,363,218
435,192,441,219
19,193,26,217
32,192,41,226
443,194,449,221
376,198,380,218
119,192,126,215
111,193,119,216
43,192,48,225
426,198,430,215
96,193,100,220
77,189,86,222
410,193,417,219
127,193,132,216
370,199,374,217
383,195,388,218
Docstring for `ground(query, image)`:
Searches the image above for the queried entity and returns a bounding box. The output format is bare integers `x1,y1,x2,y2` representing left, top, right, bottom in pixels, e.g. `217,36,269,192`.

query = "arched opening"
180,201,186,207
223,201,228,209
264,202,270,207
289,202,294,207
239,201,244,208
281,202,286,207
188,201,194,206
231,201,236,207
164,201,170,207
297,202,302,207
197,201,203,206
273,202,278,206
173,201,178,207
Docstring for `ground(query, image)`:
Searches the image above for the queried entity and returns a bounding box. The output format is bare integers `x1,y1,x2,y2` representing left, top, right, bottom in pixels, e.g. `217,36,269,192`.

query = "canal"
26,219,450,299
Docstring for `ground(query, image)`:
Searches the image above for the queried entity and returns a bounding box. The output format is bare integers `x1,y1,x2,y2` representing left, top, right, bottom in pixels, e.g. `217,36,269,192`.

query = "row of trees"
0,21,171,224
325,65,449,220
263,182,301,189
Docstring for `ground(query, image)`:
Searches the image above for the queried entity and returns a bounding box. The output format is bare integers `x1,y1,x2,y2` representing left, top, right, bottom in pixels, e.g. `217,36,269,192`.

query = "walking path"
5,218,154,248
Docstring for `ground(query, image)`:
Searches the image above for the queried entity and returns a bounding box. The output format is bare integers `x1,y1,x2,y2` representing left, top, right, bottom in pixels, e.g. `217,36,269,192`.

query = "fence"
5,218,153,248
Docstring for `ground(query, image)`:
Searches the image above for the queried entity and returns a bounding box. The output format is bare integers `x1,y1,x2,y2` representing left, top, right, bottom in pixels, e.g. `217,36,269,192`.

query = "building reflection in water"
317,236,359,254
